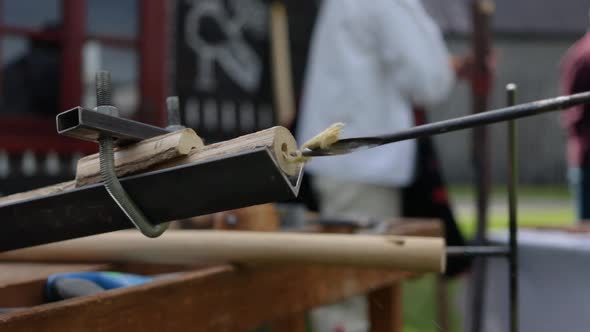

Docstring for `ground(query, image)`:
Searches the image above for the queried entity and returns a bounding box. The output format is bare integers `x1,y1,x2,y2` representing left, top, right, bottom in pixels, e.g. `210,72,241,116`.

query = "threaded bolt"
166,96,184,130
96,71,112,107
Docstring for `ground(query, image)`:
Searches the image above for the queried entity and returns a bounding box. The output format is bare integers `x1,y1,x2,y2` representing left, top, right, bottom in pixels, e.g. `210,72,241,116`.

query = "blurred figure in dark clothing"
1,27,61,116
561,28,590,221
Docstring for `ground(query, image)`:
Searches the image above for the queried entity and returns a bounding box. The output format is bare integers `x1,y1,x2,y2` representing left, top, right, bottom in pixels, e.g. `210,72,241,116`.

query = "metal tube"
506,84,519,332
446,246,510,257
95,71,168,238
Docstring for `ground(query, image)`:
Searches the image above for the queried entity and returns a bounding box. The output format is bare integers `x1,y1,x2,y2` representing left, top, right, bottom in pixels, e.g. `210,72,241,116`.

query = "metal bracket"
57,107,170,146
58,71,173,238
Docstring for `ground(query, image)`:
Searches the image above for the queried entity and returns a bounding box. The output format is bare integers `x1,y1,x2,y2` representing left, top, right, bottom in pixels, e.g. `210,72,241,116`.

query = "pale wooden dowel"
75,128,203,187
0,230,446,273
270,1,296,127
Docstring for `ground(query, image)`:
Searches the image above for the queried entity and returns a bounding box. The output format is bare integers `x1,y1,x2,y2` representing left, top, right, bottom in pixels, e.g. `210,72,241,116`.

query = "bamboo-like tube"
0,231,446,273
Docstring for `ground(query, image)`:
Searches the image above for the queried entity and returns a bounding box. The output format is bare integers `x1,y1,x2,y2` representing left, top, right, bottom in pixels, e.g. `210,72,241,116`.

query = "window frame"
0,0,168,154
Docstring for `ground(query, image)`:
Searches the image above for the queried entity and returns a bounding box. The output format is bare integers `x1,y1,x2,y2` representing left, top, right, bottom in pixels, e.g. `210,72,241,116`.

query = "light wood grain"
158,126,300,177
0,230,446,273
270,2,296,127
0,264,411,332
75,128,203,187
0,126,302,206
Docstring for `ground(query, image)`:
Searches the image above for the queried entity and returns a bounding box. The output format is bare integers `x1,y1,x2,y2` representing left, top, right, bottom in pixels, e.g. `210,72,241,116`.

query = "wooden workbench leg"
368,283,403,332
268,312,307,332
436,276,450,332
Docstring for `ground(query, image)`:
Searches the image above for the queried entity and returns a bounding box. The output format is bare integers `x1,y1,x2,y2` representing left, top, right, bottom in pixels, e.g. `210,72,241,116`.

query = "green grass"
403,276,463,332
457,208,574,236
449,185,571,199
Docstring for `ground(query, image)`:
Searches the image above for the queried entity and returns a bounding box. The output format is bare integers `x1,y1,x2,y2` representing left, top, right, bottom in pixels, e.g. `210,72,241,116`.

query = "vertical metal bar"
469,2,495,331
60,0,85,111
140,0,168,125
506,84,519,332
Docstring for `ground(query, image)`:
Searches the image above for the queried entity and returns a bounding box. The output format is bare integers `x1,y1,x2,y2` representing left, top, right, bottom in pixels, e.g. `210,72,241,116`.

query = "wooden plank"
368,283,403,332
0,126,301,206
0,265,411,332
75,128,203,187
0,263,109,307
0,181,75,206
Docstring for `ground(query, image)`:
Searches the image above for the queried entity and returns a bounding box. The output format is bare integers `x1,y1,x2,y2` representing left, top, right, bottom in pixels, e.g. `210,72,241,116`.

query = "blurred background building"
0,0,587,195
422,0,589,184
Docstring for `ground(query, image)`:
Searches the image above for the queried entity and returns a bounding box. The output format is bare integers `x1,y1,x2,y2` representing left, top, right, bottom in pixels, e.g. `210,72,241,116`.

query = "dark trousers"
569,166,590,221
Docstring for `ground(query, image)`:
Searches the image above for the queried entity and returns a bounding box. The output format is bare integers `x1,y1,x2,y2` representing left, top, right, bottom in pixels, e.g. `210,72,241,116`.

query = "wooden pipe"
0,230,446,273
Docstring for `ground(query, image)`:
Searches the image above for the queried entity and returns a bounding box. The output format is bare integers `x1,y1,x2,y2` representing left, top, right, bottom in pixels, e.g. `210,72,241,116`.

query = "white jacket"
297,0,454,186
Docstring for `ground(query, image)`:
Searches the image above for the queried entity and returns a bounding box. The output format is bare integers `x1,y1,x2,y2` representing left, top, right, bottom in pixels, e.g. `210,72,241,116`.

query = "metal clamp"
93,71,169,238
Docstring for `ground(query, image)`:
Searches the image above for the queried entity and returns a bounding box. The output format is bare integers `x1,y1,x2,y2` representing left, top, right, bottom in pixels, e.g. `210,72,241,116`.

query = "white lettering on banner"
184,0,267,92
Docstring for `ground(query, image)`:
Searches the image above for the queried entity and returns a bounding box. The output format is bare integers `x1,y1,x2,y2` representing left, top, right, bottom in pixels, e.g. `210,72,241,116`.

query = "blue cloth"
568,166,590,220
46,271,153,301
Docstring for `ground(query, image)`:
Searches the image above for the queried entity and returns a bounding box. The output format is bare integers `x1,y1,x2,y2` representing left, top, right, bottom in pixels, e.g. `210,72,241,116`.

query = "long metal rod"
302,91,590,157
447,246,510,257
506,84,519,332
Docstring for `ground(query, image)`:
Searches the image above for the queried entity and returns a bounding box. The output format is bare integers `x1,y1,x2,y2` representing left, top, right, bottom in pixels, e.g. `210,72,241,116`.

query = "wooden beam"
0,126,301,206
0,263,110,307
0,265,412,332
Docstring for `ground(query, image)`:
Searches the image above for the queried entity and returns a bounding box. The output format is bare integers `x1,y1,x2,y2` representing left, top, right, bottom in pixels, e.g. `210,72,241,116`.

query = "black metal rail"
0,149,302,251
445,84,521,332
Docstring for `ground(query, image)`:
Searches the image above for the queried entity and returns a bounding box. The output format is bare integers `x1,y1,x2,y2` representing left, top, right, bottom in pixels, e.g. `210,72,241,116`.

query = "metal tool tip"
506,83,517,91
166,96,179,111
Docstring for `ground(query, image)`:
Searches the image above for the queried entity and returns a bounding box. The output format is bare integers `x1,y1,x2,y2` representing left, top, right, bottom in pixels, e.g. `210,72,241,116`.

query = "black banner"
174,0,319,142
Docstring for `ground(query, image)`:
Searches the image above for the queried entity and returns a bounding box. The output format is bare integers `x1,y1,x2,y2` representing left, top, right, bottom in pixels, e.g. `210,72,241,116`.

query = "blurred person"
561,13,590,221
297,0,454,222
1,25,61,116
296,0,461,331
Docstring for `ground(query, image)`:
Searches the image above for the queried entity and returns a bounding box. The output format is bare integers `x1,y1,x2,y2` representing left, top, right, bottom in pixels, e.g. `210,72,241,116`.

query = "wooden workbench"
0,220,441,332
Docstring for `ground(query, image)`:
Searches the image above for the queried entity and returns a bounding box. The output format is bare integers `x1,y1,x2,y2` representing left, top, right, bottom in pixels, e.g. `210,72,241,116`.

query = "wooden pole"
469,2,495,332
270,1,296,127
0,230,446,273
